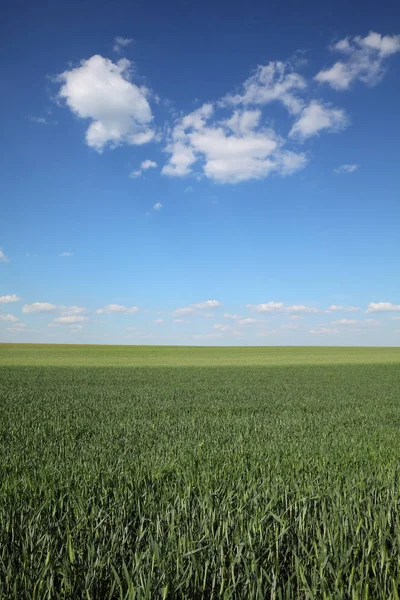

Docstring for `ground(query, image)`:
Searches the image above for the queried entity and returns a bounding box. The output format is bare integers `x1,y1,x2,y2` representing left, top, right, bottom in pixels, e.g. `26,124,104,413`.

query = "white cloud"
310,327,339,334
162,104,307,183
281,323,300,330
327,304,360,312
184,186,193,193
192,300,221,309
97,304,139,314
153,202,162,211
130,159,157,178
237,318,257,325
30,116,48,124
113,36,134,53
315,31,400,90
334,164,358,174
214,323,230,331
331,319,358,325
70,325,84,332
141,159,157,170
60,306,86,316
174,307,196,316
0,249,10,263
23,302,57,313
247,301,321,314
289,101,348,139
365,318,380,325
0,314,19,323
192,333,223,339
224,313,242,320
53,315,89,324
174,300,222,316
222,61,307,115
57,55,154,151
154,319,164,323
59,251,73,257
0,294,21,304
391,316,400,321
366,302,400,313
173,318,190,323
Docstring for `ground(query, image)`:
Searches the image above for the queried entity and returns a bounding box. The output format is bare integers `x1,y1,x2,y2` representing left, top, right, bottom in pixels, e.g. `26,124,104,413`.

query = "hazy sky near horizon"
1,0,400,345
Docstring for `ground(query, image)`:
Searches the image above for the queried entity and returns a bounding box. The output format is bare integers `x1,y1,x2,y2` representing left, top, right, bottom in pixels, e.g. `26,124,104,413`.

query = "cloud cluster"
315,31,400,90
0,248,10,263
23,302,57,313
130,159,157,178
247,301,321,314
310,327,339,335
57,55,154,151
96,304,139,314
334,164,358,174
0,294,20,304
53,315,89,324
223,60,306,115
113,37,134,53
0,314,19,323
174,299,222,316
54,30,400,185
162,104,307,183
366,302,400,313
289,101,348,139
327,304,360,312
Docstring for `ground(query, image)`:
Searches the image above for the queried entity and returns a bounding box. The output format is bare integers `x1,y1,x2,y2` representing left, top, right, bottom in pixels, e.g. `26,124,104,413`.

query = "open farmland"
1,344,400,599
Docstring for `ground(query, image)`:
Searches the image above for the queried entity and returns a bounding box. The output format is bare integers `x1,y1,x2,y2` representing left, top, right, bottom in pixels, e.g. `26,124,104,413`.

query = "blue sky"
1,0,400,345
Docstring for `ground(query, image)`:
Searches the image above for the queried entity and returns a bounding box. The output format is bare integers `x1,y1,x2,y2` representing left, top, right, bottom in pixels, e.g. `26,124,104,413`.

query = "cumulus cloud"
192,300,221,309
237,318,257,325
59,251,73,257
224,313,242,319
289,101,348,139
113,36,134,53
23,302,57,313
331,319,358,325
0,249,10,263
327,304,360,312
57,55,154,151
154,319,164,323
162,104,307,183
310,327,339,334
214,323,230,331
0,314,19,322
60,306,86,316
247,301,321,314
366,301,400,313
29,116,48,124
334,164,358,174
0,294,21,304
222,61,306,115
174,300,222,316
153,202,162,211
130,159,157,178
174,307,196,316
53,315,89,324
96,304,139,314
315,31,400,90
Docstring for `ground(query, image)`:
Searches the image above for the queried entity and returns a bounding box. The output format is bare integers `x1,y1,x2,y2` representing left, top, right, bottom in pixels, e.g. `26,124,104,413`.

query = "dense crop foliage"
1,346,400,598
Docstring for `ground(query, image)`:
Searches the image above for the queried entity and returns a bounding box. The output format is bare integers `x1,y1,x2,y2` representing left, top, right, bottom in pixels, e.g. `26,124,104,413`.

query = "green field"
1,344,400,599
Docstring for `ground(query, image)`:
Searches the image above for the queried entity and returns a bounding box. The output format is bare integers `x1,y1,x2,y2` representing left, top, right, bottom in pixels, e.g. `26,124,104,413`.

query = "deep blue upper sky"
1,0,400,345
